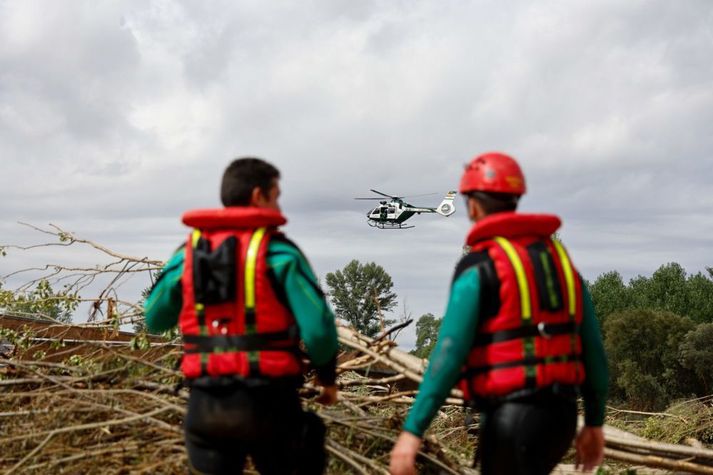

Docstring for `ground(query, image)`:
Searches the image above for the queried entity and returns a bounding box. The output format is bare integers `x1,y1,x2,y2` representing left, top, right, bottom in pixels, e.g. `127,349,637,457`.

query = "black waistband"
186,374,304,390
183,326,299,354
474,321,579,347
462,352,581,377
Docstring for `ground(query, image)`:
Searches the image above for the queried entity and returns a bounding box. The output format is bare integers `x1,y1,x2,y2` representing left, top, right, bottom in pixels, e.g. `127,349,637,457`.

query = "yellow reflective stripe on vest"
552,239,576,316
191,230,208,337
245,227,267,313
552,238,582,381
494,236,536,382
191,229,202,248
494,236,532,320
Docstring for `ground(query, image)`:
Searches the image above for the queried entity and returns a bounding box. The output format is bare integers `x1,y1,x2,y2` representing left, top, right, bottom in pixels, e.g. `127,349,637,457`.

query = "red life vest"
178,207,302,380
458,212,585,400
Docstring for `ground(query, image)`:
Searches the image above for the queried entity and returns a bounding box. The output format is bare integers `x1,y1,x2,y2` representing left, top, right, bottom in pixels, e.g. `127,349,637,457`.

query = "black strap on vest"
473,321,580,346
453,250,501,319
183,325,299,354
462,353,582,377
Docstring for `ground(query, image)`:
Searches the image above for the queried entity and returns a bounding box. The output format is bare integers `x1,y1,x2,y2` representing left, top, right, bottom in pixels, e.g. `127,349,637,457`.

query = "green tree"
589,263,713,324
604,309,698,410
587,271,631,323
410,313,442,359
629,263,689,316
615,360,668,411
325,260,397,337
679,323,713,393
0,279,78,323
685,272,713,323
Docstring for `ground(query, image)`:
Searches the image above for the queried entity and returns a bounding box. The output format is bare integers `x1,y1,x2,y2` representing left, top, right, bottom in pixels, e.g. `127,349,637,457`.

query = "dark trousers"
184,381,326,475
477,392,578,475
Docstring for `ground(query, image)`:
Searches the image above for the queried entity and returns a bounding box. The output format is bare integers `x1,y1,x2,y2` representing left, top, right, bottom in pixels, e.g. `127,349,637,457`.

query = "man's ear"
466,197,476,219
467,197,484,222
250,186,265,207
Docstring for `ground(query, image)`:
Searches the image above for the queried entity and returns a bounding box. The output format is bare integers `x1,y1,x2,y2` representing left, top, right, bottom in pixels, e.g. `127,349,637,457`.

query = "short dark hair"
467,191,519,214
221,157,280,206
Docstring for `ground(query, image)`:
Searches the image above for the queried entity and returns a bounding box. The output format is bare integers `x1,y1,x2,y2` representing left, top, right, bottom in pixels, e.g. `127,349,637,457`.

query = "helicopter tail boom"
435,191,457,217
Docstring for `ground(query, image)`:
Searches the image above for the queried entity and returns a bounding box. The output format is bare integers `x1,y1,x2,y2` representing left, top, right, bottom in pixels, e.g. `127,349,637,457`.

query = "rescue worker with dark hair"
144,157,338,474
390,152,608,475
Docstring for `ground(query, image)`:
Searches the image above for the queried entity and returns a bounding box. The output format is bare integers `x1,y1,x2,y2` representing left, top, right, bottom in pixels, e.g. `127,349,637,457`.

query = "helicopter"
355,189,457,229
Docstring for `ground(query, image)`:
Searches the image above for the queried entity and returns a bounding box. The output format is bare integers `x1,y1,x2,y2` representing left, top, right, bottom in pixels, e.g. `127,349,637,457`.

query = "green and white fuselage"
365,191,457,229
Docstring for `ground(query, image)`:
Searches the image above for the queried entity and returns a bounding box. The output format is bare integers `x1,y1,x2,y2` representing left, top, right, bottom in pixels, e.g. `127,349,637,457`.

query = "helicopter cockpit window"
387,207,396,213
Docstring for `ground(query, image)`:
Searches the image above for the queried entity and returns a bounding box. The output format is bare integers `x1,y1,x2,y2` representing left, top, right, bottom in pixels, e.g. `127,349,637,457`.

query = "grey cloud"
1,0,712,348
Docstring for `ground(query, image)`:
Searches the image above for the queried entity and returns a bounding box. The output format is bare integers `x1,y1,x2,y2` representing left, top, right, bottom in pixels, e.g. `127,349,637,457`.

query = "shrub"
604,309,698,410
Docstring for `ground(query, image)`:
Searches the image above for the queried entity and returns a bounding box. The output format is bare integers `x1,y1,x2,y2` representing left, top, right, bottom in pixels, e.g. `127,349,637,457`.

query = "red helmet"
459,152,526,196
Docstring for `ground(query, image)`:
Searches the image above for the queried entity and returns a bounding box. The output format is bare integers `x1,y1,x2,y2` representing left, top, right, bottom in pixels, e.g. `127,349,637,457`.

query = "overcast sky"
1,0,712,347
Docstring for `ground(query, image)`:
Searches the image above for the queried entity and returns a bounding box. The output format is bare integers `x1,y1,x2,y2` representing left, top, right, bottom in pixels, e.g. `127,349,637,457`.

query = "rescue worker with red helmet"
144,157,338,474
390,152,608,475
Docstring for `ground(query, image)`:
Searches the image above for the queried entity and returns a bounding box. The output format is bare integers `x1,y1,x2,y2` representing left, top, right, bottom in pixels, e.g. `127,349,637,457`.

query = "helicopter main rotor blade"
354,197,385,200
400,192,440,199
370,189,400,199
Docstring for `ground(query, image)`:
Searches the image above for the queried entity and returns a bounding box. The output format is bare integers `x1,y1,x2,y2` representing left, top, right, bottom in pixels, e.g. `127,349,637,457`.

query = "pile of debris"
0,318,467,474
2,318,713,474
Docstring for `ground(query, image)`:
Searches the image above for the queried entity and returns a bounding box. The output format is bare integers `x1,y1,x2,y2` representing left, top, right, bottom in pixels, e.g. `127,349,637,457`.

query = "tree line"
326,260,713,412
4,256,712,413
590,263,713,410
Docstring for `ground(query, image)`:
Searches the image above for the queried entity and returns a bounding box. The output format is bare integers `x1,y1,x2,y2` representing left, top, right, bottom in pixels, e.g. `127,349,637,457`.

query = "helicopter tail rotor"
435,191,457,217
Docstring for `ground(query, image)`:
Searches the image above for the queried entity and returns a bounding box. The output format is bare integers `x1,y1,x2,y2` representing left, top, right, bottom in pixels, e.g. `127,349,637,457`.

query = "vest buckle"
536,322,551,339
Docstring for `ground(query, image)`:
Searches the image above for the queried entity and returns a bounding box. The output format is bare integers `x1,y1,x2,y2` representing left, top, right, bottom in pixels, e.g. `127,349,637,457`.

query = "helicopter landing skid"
368,220,414,230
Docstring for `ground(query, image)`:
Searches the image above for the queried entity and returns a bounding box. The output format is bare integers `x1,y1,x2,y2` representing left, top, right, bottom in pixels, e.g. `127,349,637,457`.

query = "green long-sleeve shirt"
403,268,609,437
144,238,338,380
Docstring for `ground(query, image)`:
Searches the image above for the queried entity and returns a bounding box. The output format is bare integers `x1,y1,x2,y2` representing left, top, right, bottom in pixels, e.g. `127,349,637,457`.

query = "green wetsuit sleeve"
403,268,481,437
580,283,609,426
144,248,184,334
267,240,338,379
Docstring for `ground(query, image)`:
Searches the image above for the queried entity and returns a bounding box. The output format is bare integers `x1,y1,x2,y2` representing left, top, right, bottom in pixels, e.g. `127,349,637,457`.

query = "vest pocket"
526,241,563,312
193,236,237,305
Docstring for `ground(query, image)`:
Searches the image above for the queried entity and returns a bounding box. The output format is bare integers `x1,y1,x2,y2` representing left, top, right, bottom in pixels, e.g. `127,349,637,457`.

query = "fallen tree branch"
604,447,713,474
0,406,173,444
